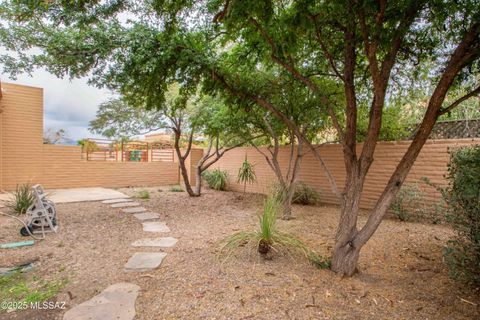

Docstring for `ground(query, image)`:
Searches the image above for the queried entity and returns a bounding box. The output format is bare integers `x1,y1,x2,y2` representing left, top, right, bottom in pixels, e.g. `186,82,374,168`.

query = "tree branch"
438,85,480,116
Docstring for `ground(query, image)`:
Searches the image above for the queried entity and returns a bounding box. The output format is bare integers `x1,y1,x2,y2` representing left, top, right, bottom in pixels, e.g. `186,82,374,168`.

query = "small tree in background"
237,156,256,195
43,128,68,145
443,145,480,286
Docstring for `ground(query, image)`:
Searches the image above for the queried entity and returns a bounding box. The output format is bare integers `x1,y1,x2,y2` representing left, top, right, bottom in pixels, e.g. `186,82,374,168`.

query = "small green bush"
292,182,321,205
389,183,426,221
443,145,480,286
7,184,35,215
169,185,184,192
203,169,228,191
135,190,150,199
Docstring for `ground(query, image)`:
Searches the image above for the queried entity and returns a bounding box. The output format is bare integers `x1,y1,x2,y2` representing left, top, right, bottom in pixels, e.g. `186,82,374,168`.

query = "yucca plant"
237,156,257,195
7,184,35,215
203,169,228,191
219,194,330,268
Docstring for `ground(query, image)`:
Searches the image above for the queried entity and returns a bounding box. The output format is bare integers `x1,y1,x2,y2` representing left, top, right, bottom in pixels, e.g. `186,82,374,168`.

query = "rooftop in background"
144,132,173,145
410,119,480,140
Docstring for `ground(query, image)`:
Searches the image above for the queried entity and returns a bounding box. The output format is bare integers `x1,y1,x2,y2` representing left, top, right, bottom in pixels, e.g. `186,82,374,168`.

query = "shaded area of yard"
1,187,479,319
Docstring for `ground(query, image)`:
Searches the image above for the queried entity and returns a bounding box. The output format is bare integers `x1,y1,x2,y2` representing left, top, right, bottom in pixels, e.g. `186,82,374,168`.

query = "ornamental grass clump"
292,182,321,205
203,169,228,191
219,194,330,268
7,183,35,215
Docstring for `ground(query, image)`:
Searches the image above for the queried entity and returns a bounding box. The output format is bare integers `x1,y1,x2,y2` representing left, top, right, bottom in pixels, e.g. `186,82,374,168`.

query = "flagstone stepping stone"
142,221,170,233
63,282,139,320
122,207,147,214
124,252,167,272
102,198,132,204
131,237,178,248
133,212,160,220
111,202,141,208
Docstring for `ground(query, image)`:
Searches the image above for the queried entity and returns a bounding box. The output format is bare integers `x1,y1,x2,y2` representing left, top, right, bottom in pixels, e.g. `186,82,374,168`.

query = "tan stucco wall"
212,139,480,210
0,82,181,190
0,83,44,190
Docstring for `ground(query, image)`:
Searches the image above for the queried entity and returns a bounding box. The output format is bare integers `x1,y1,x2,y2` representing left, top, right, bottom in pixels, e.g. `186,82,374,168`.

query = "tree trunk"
178,155,197,197
281,185,295,220
194,165,202,196
331,236,361,276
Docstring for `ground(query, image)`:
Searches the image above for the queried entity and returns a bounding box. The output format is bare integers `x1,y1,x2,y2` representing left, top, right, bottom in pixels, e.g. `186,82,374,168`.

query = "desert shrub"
389,183,426,221
7,184,35,215
136,190,150,199
292,182,321,205
203,169,228,191
237,157,256,194
220,193,330,268
169,185,184,192
443,145,480,286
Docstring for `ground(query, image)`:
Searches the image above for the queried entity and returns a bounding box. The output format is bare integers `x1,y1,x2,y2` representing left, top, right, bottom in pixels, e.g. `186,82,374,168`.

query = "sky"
2,69,113,142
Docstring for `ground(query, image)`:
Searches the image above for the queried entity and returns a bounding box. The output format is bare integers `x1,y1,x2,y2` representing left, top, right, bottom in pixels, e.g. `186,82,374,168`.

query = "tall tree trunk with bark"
172,128,198,197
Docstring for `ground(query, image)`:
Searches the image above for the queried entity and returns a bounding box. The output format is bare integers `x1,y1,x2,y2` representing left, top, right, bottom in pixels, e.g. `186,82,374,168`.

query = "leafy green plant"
7,184,35,215
442,145,480,286
389,183,426,221
203,169,228,191
135,189,150,199
219,194,329,268
237,156,256,194
292,182,321,205
169,185,184,192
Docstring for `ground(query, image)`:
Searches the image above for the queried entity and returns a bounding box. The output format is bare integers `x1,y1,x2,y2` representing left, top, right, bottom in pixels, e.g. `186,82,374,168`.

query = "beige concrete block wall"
187,148,204,186
39,145,179,189
0,83,44,191
212,139,479,210
0,82,181,190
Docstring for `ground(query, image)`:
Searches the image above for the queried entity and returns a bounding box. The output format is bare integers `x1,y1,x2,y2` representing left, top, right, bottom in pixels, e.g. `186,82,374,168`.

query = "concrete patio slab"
63,282,139,320
110,202,141,208
131,237,178,248
133,212,160,220
102,198,132,204
0,187,128,207
124,252,167,272
142,221,170,233
121,207,147,214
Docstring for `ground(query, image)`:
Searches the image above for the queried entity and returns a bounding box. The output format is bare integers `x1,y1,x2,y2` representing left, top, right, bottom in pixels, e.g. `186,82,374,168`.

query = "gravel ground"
0,186,479,320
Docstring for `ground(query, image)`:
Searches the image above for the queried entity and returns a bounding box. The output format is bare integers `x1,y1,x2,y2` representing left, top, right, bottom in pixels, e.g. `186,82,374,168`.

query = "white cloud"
1,69,112,141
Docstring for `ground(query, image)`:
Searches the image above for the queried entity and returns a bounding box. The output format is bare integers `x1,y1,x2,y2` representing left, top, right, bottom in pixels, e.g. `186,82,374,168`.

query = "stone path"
142,221,171,233
63,194,179,319
133,212,160,220
111,202,141,208
124,252,168,272
122,207,147,214
63,283,139,320
102,198,133,204
131,237,178,248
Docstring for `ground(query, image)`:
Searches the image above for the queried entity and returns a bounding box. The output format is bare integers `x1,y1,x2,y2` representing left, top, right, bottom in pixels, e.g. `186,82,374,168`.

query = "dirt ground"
0,186,479,320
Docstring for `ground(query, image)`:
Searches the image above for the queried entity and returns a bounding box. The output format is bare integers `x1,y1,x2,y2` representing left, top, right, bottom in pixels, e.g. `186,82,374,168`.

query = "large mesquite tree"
0,0,479,276
206,0,480,276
